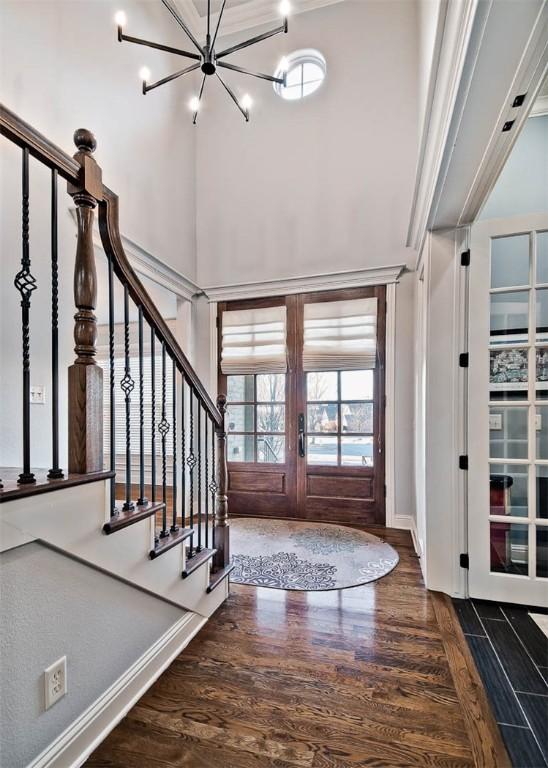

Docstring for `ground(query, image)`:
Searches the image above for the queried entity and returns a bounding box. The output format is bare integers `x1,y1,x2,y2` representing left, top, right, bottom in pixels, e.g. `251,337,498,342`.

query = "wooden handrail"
0,102,221,428
0,104,80,183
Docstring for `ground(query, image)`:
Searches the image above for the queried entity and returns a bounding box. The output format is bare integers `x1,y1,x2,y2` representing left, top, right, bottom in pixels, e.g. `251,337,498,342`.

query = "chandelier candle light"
114,0,291,123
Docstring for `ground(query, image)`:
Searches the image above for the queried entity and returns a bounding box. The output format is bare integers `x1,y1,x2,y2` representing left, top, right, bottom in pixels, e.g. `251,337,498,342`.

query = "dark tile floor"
454,598,548,768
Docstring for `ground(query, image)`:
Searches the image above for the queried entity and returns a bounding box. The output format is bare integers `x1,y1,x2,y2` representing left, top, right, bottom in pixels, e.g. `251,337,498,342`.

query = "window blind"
303,297,378,371
221,305,287,374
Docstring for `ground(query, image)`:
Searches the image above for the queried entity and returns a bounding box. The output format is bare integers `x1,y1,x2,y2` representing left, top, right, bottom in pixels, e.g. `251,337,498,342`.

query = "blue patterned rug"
230,518,399,591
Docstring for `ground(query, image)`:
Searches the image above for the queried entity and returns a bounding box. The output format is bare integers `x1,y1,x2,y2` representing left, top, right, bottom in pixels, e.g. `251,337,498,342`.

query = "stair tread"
207,563,235,593
182,547,217,578
150,527,193,559
103,500,164,534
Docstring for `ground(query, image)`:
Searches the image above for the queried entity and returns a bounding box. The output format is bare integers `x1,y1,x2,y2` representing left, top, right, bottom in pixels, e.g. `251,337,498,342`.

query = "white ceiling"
174,0,345,39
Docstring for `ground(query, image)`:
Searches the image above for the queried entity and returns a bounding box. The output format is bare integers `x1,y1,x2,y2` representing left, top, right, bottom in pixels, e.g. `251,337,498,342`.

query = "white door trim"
208,273,402,528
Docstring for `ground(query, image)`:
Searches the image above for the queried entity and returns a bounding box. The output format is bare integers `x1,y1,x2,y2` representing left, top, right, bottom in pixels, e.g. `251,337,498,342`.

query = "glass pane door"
469,215,548,606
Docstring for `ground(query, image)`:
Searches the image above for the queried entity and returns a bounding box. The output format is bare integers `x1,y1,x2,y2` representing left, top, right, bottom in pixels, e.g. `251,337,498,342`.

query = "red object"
489,475,513,570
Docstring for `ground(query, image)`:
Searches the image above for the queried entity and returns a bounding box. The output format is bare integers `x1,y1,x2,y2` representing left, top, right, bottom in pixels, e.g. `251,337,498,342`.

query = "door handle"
298,413,306,458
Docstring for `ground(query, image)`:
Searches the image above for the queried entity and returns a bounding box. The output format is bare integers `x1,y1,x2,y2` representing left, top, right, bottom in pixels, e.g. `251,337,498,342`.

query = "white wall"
196,0,418,285
0,541,184,768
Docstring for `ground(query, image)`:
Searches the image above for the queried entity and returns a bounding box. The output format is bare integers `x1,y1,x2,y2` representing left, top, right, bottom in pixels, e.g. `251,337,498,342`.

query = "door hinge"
459,353,469,368
461,249,470,267
460,553,469,569
459,455,469,470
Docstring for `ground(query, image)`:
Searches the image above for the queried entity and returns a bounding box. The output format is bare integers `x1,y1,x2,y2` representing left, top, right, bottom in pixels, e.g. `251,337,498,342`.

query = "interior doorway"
217,286,386,525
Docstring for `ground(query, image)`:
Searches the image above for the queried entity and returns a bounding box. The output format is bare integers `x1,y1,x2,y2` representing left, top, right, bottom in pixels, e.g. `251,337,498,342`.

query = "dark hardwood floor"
85,528,506,768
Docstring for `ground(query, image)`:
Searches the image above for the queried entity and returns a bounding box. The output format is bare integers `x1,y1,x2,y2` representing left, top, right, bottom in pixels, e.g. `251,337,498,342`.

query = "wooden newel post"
67,129,104,474
214,394,230,569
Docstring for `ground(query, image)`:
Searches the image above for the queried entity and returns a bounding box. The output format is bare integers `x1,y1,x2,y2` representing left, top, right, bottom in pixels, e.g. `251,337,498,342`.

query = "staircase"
0,104,233,616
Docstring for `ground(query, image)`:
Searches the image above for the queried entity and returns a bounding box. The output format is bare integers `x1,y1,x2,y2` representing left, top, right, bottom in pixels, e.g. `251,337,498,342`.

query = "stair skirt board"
28,612,206,768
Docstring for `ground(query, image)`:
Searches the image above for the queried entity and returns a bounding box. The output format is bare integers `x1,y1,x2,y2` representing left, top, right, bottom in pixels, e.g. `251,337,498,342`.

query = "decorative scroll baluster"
137,307,147,506
158,343,170,538
205,415,209,548
15,147,36,485
48,169,63,480
197,402,202,551
120,285,135,511
171,359,178,532
108,258,116,516
67,129,103,474
210,425,217,550
187,390,197,555
181,379,186,530
214,394,230,570
151,329,156,505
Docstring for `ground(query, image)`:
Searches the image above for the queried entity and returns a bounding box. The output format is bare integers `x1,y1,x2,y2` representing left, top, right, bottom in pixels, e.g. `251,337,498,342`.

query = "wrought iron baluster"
137,308,147,506
120,285,134,511
210,423,217,550
171,359,178,532
197,402,202,551
15,148,36,485
151,329,156,505
158,342,170,538
205,414,209,548
181,378,186,529
108,258,116,516
47,169,63,480
187,389,197,555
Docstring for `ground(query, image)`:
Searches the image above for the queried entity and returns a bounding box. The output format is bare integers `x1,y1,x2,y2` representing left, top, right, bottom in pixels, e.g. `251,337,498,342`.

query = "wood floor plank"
431,591,511,768
85,527,504,768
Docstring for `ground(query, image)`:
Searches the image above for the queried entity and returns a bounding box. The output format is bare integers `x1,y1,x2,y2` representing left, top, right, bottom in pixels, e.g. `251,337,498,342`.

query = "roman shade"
303,297,378,371
221,306,288,374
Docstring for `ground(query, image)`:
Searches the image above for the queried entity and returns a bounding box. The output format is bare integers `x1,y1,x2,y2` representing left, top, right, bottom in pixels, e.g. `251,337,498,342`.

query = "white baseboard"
390,514,414,531
29,612,207,768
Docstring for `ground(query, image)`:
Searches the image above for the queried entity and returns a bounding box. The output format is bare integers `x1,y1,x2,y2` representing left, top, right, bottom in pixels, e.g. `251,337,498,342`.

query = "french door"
468,213,548,606
217,287,386,525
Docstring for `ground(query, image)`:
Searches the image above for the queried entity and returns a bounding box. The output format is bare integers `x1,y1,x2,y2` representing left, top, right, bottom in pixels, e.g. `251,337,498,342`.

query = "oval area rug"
230,518,399,591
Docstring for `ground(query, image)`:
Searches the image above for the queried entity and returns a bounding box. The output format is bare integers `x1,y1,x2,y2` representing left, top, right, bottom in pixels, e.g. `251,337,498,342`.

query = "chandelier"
115,0,291,123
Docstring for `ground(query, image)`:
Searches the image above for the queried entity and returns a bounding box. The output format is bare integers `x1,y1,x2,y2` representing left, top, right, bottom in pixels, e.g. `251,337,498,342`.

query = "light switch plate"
489,413,502,430
30,385,46,405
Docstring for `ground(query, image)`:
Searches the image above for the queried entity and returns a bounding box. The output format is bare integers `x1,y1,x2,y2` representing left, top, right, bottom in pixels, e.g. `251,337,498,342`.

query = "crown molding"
174,0,345,39
202,264,405,302
406,0,479,253
68,208,200,302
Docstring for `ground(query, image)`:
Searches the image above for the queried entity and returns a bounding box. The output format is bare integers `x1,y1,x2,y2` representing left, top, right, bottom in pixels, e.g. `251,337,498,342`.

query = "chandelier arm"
217,61,284,85
193,74,207,125
215,73,249,122
161,0,204,54
145,63,201,93
118,32,201,60
210,0,228,52
216,24,286,60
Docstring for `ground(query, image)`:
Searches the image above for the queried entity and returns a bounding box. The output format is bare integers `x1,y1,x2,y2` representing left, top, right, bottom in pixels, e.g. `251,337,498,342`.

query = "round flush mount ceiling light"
273,49,326,101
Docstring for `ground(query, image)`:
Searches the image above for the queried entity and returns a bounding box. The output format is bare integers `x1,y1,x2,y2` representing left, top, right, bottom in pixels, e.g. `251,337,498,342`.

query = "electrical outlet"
44,656,66,710
30,385,46,405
